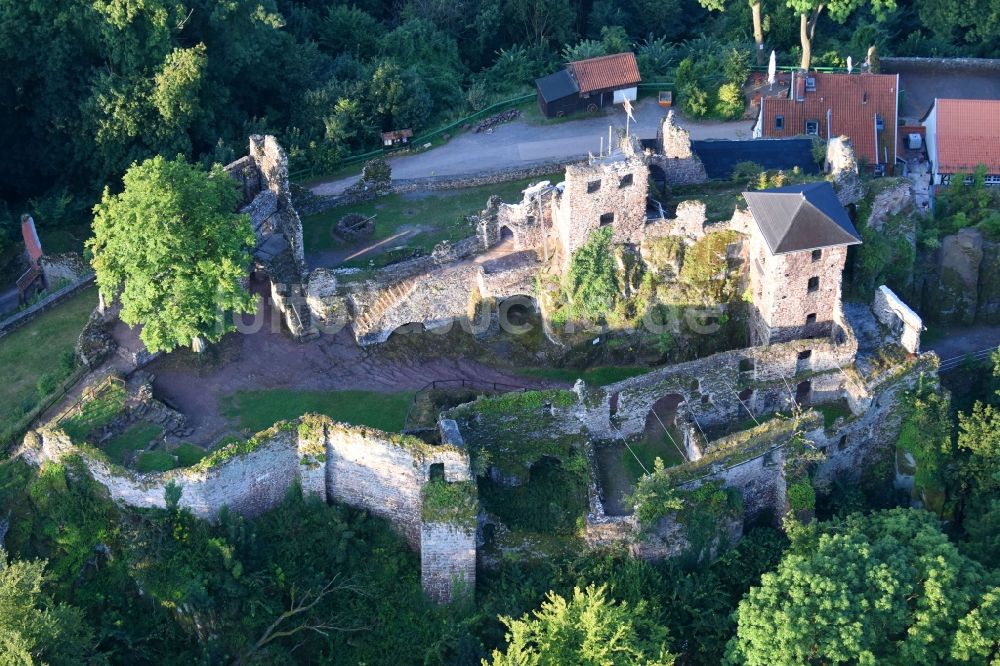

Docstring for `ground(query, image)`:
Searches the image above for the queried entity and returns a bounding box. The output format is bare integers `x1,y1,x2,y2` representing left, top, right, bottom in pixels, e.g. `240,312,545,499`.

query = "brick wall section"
22,415,474,603
420,521,476,603
872,285,922,353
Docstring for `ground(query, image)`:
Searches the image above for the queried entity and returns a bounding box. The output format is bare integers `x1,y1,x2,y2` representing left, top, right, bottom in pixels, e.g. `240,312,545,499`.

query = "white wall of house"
922,100,940,184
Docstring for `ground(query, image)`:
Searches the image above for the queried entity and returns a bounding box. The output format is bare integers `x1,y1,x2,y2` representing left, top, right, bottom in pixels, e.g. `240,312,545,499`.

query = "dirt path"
144,283,556,445
310,101,754,197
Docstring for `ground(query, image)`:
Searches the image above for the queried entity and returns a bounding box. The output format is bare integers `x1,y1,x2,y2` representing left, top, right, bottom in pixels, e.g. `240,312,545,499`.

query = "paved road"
311,99,754,196
926,325,1000,363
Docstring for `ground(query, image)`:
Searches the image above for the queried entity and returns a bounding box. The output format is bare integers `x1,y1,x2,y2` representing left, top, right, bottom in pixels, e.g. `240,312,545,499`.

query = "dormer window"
805,77,816,91
775,115,784,130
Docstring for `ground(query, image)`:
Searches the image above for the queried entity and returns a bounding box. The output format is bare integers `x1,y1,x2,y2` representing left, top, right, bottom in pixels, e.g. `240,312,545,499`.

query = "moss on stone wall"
422,479,477,530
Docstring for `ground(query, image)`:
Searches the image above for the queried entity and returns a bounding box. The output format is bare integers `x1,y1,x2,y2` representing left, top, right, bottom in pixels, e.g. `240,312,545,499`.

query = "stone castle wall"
654,111,708,186
21,416,475,604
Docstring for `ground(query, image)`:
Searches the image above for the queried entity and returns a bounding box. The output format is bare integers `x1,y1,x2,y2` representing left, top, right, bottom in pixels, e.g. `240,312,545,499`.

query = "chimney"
794,72,806,102
20,214,43,265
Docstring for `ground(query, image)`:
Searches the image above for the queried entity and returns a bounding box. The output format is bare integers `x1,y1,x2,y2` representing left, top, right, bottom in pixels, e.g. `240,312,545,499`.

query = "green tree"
785,0,896,70
88,155,256,353
0,549,103,664
488,584,676,665
726,509,990,665
699,0,768,64
952,586,1000,664
504,0,576,48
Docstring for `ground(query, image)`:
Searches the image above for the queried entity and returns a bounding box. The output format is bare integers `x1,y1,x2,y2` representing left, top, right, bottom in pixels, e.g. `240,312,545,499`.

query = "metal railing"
938,346,999,374
53,373,125,426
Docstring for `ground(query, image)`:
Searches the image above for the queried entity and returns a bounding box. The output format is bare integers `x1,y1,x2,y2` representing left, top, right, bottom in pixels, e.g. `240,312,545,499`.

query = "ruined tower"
744,182,862,346
552,136,649,271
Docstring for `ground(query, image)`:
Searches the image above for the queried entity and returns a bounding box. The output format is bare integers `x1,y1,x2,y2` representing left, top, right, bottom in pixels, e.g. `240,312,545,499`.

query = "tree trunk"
752,0,766,65
191,336,206,353
799,13,811,71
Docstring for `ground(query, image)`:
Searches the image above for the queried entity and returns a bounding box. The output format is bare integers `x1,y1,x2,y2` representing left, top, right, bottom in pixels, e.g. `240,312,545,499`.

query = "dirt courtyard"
145,280,556,445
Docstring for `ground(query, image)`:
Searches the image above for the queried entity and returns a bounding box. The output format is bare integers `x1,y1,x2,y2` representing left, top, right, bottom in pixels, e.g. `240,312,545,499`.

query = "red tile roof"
759,72,899,169
20,214,42,264
933,99,1000,173
569,52,641,94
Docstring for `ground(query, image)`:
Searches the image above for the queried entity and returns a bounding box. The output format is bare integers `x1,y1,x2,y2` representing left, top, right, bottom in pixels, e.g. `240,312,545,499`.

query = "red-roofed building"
535,52,641,118
922,99,1000,187
754,71,900,175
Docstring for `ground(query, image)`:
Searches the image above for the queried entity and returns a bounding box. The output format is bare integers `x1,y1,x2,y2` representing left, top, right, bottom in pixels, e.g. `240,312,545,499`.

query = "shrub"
787,481,816,511
715,82,744,120
681,84,710,118
732,161,764,185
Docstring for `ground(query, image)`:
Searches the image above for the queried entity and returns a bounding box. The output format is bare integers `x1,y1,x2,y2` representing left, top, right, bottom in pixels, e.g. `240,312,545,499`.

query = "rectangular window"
619,174,633,188
774,115,784,130
805,120,819,135
600,212,614,226
875,114,885,130
807,276,819,293
798,349,812,360
805,313,817,325
587,180,601,194
805,77,816,91
985,175,1000,185
811,249,822,262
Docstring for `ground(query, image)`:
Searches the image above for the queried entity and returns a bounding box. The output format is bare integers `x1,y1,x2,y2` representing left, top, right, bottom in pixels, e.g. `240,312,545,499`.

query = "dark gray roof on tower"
742,181,862,255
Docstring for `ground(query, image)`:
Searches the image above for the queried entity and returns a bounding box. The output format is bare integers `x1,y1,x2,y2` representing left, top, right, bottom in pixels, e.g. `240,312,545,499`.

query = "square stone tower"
552,140,649,271
744,182,862,346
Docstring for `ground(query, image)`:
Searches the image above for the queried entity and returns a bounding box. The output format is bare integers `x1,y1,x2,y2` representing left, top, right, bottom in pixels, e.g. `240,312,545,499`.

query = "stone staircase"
352,278,421,337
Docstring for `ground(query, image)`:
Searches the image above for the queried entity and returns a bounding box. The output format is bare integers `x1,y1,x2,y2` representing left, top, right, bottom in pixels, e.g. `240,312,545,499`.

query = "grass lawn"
516,366,650,386
301,172,563,263
173,442,206,467
219,389,417,434
103,422,163,463
135,450,177,473
0,285,96,421
622,427,687,482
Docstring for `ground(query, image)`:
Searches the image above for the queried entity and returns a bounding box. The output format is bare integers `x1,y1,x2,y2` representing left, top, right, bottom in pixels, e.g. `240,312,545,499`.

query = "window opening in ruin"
805,120,819,135
775,115,784,130
600,212,614,226
805,313,817,325
587,180,601,193
499,225,515,242
738,388,753,401
795,380,812,405
701,394,711,405
429,463,445,482
738,358,755,373
609,392,620,417
807,276,819,293
811,249,822,261
798,349,812,360
619,173,633,188
838,434,848,450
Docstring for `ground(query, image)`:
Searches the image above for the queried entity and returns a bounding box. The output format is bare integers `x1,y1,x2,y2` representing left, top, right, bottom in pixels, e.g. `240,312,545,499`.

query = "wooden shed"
534,52,642,119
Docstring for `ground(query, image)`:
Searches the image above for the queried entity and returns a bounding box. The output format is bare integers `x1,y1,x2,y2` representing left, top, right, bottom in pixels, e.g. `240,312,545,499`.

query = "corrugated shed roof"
20,215,42,264
743,182,862,255
934,99,1000,173
535,69,579,103
568,52,641,94
760,72,898,167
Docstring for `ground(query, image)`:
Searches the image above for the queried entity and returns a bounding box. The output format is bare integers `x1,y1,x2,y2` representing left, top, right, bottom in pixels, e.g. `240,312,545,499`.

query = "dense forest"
1,0,999,273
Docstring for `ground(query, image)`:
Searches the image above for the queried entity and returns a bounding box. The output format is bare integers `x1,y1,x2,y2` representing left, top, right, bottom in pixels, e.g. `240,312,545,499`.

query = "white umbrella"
847,56,853,74
768,50,777,89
